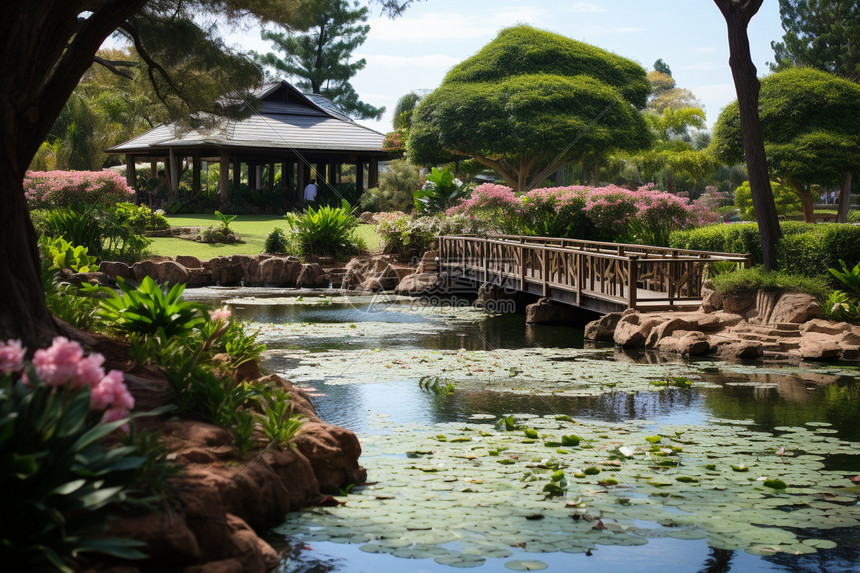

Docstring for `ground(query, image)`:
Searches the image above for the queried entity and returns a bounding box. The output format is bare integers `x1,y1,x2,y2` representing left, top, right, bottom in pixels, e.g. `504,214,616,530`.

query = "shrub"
376,213,475,258
200,226,242,244
112,202,169,232
413,167,470,214
24,170,134,210
40,236,97,274
733,180,800,221
710,267,829,298
0,337,146,572
519,187,595,239
285,200,363,259
264,227,291,254
40,207,105,256
98,277,207,339
37,206,151,263
777,224,860,281
359,159,420,212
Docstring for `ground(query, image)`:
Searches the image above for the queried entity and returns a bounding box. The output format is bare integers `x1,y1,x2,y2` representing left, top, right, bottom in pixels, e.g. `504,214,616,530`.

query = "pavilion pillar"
125,154,137,192
249,164,257,190
192,153,201,196
219,151,230,209
231,157,239,189
255,165,263,189
282,161,293,191
268,163,275,189
297,162,307,206
327,162,337,187
167,148,179,202
150,160,157,180
368,159,379,189
355,160,365,193
336,164,342,184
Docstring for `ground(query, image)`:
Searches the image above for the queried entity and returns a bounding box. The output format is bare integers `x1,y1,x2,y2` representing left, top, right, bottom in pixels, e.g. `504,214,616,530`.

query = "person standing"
303,179,318,204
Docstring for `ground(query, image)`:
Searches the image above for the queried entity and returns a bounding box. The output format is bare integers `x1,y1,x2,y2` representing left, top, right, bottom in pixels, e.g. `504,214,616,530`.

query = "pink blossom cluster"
208,308,232,322
24,170,134,210
0,337,134,423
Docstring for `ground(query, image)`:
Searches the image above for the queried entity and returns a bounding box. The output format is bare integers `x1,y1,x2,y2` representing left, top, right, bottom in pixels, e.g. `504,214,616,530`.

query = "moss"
711,267,829,298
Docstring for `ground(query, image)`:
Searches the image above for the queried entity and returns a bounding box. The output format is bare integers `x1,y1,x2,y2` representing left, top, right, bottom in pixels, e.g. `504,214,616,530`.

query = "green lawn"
148,214,381,260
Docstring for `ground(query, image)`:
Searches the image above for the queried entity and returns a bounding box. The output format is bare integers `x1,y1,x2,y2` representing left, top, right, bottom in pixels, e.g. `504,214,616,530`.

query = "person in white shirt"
303,179,318,203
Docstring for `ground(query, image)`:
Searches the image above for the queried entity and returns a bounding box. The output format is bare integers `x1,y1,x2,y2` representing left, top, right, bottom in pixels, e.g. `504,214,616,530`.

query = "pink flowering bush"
24,169,134,210
0,337,147,570
447,182,711,245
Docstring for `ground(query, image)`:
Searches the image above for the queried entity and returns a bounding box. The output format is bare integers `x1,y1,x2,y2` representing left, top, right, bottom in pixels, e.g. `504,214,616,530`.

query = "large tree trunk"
838,171,852,223
715,0,782,270
791,181,815,222
0,0,147,349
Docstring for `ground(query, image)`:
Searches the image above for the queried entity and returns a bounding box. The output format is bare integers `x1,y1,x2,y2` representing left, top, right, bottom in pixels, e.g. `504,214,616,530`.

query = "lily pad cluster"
274,416,860,568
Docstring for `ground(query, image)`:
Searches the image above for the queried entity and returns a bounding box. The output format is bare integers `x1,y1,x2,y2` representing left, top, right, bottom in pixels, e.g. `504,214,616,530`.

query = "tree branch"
93,56,137,79
119,21,188,114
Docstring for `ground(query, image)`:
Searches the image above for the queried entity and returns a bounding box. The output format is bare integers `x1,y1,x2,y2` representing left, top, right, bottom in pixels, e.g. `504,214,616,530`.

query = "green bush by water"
710,267,829,298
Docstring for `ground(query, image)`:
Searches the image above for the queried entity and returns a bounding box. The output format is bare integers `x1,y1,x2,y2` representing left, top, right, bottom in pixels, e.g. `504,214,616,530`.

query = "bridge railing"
438,235,752,310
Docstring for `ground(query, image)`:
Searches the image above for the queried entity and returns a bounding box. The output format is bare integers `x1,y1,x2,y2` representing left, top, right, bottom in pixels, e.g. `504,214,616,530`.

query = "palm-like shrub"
285,200,363,258
99,277,207,339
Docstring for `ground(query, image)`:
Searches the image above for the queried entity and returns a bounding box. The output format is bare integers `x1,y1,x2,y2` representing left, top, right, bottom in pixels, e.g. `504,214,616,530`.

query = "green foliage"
113,202,169,232
733,180,801,221
200,226,242,244
822,290,860,323
45,283,104,332
36,205,152,263
359,159,420,212
214,210,237,231
376,213,473,258
285,199,363,258
418,376,454,395
710,267,829,298
828,259,860,297
0,376,148,572
254,0,384,120
99,276,207,339
264,227,291,254
770,0,860,80
40,208,105,257
408,26,651,191
41,237,97,275
413,167,469,214
712,68,860,188
255,387,306,447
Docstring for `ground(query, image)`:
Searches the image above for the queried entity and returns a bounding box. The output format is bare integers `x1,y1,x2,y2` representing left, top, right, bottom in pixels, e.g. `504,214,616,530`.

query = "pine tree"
256,0,385,120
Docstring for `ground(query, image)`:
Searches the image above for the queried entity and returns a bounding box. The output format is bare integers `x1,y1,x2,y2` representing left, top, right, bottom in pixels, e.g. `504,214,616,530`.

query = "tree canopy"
255,0,385,120
408,26,651,191
712,67,860,220
770,0,860,81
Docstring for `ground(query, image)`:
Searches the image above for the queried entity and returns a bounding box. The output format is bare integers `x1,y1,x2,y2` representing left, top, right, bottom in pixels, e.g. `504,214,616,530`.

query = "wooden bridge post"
628,255,639,309
744,253,753,269
520,238,526,291
576,252,583,306
483,238,489,283
541,247,549,297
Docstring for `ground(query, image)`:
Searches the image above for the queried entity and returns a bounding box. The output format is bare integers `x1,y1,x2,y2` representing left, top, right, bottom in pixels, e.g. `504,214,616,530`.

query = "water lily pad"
505,559,549,570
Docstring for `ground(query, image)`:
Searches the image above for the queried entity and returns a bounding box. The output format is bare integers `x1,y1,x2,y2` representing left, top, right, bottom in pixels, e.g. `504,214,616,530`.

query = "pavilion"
107,80,392,208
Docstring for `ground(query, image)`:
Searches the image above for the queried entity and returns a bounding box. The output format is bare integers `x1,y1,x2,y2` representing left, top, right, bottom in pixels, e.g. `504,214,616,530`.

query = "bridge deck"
438,235,751,314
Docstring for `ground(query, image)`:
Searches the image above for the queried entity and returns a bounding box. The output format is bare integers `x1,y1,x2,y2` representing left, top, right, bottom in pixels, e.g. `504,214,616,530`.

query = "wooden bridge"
438,235,751,314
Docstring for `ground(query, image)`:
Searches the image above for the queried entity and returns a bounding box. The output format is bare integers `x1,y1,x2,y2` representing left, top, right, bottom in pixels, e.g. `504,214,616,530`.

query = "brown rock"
695,311,745,331
152,260,191,285
162,420,234,448
584,312,623,342
187,268,213,288
613,312,664,348
293,422,367,492
183,559,244,573
701,286,724,313
65,271,109,287
109,511,201,567
132,260,158,283
525,298,589,325
644,318,694,348
224,514,280,573
802,318,853,336
346,256,400,291
176,255,204,269
714,340,763,360
296,263,326,288
207,256,258,286
415,250,439,273
99,261,134,281
769,293,823,324
722,290,756,314
254,257,303,286
799,335,842,360
395,272,447,296
655,331,710,357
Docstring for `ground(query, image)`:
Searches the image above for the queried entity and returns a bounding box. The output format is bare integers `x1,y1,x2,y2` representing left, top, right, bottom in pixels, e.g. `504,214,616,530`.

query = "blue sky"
229,0,786,133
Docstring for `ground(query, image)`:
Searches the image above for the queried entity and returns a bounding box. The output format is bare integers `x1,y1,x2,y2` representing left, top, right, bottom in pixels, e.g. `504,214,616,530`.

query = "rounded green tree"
712,67,860,222
407,26,652,191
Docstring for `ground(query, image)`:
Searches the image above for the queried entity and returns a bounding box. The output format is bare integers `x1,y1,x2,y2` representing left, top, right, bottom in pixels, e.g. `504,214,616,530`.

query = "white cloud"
569,2,606,13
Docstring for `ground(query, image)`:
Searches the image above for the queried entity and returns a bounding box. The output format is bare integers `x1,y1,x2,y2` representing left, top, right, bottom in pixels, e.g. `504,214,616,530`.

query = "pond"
185,288,860,573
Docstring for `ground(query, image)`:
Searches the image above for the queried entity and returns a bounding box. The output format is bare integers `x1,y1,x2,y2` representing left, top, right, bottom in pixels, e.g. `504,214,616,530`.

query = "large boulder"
296,263,326,288
644,317,694,348
768,293,823,324
151,260,191,285
721,290,756,314
613,312,664,348
655,331,710,357
176,255,204,269
206,256,258,286
395,272,448,296
253,258,303,286
293,422,367,492
132,260,159,283
525,298,589,325
99,261,134,281
415,250,439,273
701,286,724,313
798,333,842,360
583,312,622,342
713,340,763,360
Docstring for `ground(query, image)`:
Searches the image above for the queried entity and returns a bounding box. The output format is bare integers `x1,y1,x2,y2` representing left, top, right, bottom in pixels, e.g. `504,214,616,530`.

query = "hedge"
669,222,860,281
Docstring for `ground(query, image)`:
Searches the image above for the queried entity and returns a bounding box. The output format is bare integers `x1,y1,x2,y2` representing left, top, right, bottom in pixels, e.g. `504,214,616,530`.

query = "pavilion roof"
107,81,387,156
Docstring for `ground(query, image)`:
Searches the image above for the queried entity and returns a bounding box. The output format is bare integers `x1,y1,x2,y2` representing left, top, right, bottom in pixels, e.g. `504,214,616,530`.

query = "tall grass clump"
285,200,364,258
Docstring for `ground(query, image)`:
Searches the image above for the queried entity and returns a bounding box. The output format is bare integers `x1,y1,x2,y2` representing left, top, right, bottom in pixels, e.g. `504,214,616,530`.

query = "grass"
711,266,830,298
148,214,380,260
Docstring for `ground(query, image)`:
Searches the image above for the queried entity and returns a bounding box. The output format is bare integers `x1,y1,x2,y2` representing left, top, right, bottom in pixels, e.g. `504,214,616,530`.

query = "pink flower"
74,352,106,389
209,308,232,322
90,370,134,411
0,339,26,374
102,407,130,425
31,337,85,386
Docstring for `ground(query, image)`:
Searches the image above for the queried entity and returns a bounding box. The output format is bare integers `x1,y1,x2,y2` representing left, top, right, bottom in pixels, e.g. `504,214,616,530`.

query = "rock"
701,286,724,313
224,514,280,573
206,256,258,286
583,312,622,342
293,422,367,492
187,268,213,288
798,334,842,360
714,340,763,360
183,560,244,573
655,331,710,357
768,293,823,324
415,250,439,273
64,271,109,287
99,261,134,281
131,260,158,283
359,211,376,225
254,257,303,286
525,298,589,325
347,256,401,291
802,318,853,336
296,263,326,288
176,255,204,269
109,511,201,567
721,290,756,314
152,260,191,285
613,312,664,348
695,311,745,331
644,318,694,348
395,272,448,296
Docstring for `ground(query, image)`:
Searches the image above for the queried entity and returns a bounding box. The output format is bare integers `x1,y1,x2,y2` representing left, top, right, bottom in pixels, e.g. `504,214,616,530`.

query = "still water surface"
186,288,860,573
